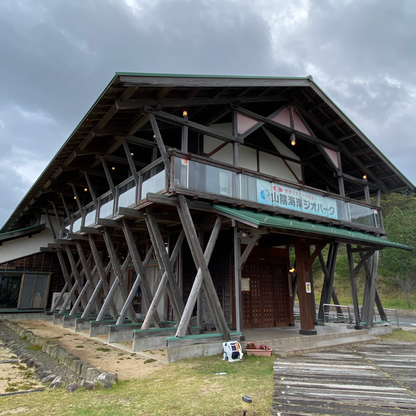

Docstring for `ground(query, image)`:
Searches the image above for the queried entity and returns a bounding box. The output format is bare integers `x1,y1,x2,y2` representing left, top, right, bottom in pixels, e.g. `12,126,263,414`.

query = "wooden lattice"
242,262,290,328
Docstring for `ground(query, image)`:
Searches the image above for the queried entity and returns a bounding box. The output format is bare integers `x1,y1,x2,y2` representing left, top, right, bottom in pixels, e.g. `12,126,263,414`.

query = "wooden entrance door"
242,261,291,328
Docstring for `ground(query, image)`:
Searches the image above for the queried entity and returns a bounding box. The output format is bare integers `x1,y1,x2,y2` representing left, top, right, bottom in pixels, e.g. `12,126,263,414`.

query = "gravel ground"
0,321,82,386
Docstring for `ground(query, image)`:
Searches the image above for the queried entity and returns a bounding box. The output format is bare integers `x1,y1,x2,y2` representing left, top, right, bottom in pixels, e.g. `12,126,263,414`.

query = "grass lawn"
379,328,416,342
0,354,274,416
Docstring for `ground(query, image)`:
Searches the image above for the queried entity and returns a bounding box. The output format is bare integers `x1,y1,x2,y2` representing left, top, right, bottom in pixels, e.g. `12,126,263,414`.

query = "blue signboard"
256,179,338,220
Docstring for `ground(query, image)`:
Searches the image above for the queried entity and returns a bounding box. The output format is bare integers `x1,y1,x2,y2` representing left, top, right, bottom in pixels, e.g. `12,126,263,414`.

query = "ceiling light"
111,166,115,171
363,175,367,180
73,196,77,200
84,188,88,192
290,133,296,146
183,110,188,117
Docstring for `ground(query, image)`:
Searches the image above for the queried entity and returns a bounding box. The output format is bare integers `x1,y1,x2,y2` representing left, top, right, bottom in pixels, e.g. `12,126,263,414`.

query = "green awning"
213,205,414,251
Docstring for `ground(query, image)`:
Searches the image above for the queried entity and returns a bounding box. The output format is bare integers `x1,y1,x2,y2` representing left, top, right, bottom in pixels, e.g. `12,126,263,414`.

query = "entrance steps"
271,330,377,357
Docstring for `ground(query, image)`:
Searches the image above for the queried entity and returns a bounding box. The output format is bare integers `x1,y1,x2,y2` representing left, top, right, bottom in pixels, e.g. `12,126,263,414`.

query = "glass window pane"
19,274,36,309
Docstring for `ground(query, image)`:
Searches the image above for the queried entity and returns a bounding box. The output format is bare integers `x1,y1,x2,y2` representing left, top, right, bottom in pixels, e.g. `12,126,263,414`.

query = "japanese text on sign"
256,179,338,220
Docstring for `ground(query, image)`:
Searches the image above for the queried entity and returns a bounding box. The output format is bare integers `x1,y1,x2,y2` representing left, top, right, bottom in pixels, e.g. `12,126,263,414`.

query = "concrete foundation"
63,315,77,328
133,335,168,351
0,313,52,321
368,325,392,336
167,341,224,363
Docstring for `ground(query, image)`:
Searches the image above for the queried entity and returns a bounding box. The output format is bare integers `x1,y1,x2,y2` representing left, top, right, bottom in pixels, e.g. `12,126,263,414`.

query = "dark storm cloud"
0,0,277,227
0,0,415,228
271,0,416,181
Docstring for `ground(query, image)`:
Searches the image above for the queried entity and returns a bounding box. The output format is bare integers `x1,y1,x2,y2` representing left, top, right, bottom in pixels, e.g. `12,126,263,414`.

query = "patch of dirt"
13,320,166,381
0,342,44,395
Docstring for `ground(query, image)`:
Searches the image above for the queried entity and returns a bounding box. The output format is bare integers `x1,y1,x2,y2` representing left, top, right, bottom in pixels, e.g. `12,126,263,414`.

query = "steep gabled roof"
2,73,414,233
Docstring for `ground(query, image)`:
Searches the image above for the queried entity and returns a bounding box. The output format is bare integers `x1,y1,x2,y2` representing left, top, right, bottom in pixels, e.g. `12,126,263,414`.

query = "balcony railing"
64,151,383,234
66,158,166,234
171,153,382,231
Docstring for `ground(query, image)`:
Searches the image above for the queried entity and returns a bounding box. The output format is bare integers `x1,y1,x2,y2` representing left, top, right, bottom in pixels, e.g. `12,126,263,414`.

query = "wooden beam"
75,242,101,314
56,249,77,309
238,234,261,271
232,105,339,151
96,218,120,228
306,243,326,270
96,253,132,321
100,157,116,197
148,114,171,178
117,207,145,219
102,229,137,322
141,229,185,330
64,245,89,311
119,219,161,326
145,209,184,322
145,108,242,144
176,216,223,337
177,195,230,340
121,139,140,185
295,240,316,334
347,244,361,328
87,234,118,319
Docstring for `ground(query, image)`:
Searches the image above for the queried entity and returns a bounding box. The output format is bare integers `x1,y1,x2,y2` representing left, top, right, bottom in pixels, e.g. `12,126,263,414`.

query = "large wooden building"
0,73,413,354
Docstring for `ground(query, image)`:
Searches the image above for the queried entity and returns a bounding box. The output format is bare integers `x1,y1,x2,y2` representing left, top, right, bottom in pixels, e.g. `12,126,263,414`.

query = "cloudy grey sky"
0,0,415,227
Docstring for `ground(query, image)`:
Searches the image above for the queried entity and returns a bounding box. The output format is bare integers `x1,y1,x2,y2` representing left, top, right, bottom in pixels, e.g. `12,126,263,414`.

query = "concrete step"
269,328,370,347
273,333,377,357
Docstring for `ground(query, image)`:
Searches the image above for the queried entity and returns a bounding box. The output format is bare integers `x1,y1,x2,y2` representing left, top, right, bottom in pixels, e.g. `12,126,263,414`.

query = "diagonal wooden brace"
119,219,160,326
177,195,230,340
75,242,102,314
145,210,184,321
96,253,132,321
64,245,89,311
102,229,137,322
87,235,118,319
176,216,222,337
141,230,185,330
56,249,78,310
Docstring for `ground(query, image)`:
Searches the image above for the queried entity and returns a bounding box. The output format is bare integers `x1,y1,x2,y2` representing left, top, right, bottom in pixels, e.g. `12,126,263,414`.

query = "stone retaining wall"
1,320,117,390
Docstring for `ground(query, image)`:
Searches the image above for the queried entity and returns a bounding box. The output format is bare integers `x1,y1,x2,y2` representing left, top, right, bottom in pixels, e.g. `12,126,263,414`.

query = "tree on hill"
379,192,416,308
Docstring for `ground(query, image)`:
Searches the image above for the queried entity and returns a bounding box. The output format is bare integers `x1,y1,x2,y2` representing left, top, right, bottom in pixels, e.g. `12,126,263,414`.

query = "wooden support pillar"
102,229,137,322
347,244,361,329
87,235,119,319
294,240,316,334
117,245,154,325
145,210,184,322
196,228,204,329
318,243,338,321
233,227,263,333
233,225,243,333
56,249,77,308
361,251,379,327
181,124,188,153
75,242,101,313
177,196,230,340
96,253,132,321
119,219,160,326
141,230,185,330
64,245,89,311
50,282,68,313
375,290,387,321
149,114,171,178
59,281,78,313
176,217,222,338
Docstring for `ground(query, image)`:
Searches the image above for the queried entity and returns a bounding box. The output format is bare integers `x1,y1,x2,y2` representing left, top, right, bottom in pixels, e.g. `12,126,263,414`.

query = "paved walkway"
243,323,381,356
272,341,416,415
